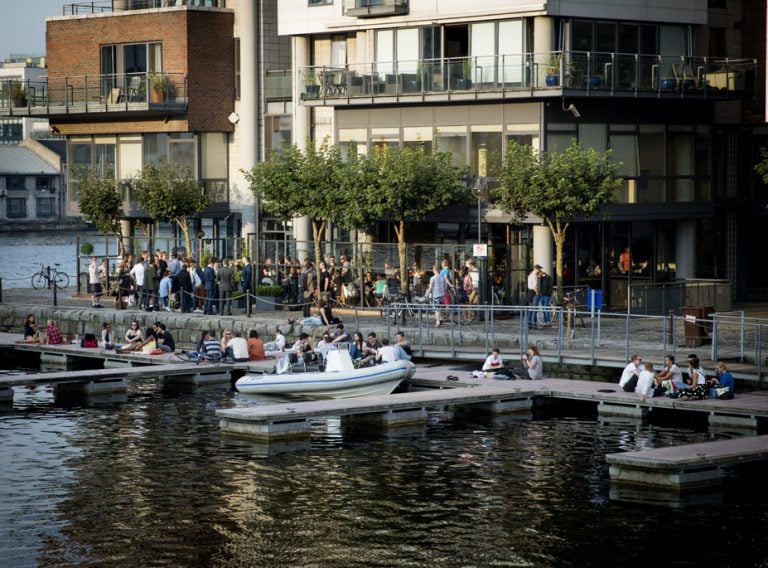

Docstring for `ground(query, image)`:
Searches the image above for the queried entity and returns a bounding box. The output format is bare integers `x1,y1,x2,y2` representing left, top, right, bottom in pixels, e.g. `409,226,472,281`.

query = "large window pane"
579,124,606,152
143,133,168,165
470,129,501,176
201,132,228,179
436,128,467,167
470,22,495,83
376,30,394,76
118,135,142,179
609,134,638,177
498,20,524,84
638,127,665,176
169,133,195,173
397,28,418,73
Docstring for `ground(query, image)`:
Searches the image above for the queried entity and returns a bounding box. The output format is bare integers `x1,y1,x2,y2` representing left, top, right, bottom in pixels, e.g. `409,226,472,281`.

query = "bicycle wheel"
54,271,70,289
459,303,475,325
31,272,47,289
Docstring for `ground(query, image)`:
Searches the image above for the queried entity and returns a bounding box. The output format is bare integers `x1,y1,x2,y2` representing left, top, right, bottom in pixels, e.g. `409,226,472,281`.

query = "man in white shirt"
526,264,541,326
227,331,249,362
635,362,656,402
619,354,643,392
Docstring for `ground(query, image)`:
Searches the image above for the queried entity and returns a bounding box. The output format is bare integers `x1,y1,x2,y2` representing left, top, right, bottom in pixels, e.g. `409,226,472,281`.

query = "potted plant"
302,68,320,98
10,82,27,107
545,54,562,87
452,58,472,90
148,73,170,103
254,284,284,311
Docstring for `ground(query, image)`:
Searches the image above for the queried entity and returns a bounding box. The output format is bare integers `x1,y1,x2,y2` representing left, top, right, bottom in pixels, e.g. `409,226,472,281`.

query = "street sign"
473,244,488,259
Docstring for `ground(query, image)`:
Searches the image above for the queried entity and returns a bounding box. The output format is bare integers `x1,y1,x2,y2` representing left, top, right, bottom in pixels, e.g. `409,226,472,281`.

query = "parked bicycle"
536,287,587,335
31,263,70,290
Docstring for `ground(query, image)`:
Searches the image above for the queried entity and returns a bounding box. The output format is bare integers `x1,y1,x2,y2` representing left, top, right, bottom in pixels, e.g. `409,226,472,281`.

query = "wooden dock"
606,435,768,489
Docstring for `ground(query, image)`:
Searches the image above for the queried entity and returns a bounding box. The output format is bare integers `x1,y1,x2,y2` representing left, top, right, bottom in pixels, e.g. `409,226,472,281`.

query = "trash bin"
681,305,714,347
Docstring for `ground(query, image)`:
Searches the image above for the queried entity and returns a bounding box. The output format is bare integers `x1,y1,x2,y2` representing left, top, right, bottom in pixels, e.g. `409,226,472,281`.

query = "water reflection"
1,381,767,567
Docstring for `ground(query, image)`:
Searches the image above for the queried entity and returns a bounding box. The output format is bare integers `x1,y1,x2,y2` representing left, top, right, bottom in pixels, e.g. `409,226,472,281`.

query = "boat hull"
236,360,415,399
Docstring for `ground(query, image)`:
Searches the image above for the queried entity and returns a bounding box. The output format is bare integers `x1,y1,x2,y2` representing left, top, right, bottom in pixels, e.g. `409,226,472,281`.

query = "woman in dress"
22,314,41,343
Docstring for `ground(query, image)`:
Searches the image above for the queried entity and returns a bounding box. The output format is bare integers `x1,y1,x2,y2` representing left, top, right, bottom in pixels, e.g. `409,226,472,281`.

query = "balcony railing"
0,72,188,117
299,51,756,103
265,70,292,102
63,1,227,16
343,0,408,18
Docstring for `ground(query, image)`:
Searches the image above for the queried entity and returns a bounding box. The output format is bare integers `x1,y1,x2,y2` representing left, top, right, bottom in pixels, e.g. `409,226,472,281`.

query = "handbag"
711,386,733,400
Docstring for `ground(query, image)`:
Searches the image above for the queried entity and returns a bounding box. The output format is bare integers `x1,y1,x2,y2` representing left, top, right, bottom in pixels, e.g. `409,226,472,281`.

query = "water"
2,380,767,567
0,231,111,289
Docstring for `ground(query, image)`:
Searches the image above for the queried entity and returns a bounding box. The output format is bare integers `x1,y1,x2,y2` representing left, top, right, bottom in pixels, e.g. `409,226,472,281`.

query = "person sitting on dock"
619,354,643,392
521,345,543,380
101,323,115,350
247,330,266,361
655,355,683,392
291,333,312,354
226,331,249,362
331,322,350,344
481,347,504,379
264,328,286,353
395,330,412,358
44,319,64,345
21,314,41,343
153,322,175,353
117,320,144,353
635,362,656,402
202,331,222,361
375,337,408,364
708,361,735,399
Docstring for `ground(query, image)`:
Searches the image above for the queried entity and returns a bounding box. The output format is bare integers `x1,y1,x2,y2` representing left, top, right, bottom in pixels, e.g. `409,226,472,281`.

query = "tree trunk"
547,217,568,301
312,219,326,264
394,220,408,290
178,218,192,259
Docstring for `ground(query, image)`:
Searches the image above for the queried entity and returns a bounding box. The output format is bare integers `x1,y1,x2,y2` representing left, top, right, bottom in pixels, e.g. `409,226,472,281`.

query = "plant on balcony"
301,68,320,98
451,58,472,90
10,82,27,107
545,54,563,86
148,73,170,103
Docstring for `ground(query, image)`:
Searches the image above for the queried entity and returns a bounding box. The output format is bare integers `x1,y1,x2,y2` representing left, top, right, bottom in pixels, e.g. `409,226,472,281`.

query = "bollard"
53,279,58,306
0,277,3,303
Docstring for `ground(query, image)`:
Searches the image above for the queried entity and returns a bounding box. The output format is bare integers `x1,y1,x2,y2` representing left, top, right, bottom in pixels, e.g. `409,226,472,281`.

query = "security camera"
566,104,581,118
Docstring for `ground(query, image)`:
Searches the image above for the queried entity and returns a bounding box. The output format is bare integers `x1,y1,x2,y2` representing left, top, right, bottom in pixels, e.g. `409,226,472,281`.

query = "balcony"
62,1,227,16
299,52,757,106
0,72,188,118
265,70,292,102
343,0,408,18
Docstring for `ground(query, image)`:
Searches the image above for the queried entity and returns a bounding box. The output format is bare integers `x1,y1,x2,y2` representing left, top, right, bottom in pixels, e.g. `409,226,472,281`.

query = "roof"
0,146,58,175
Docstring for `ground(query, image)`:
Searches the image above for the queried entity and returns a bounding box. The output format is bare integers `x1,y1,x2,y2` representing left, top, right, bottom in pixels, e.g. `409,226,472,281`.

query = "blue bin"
587,289,602,311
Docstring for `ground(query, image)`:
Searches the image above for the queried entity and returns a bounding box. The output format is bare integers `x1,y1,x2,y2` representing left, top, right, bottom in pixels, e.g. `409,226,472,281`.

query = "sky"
0,0,65,61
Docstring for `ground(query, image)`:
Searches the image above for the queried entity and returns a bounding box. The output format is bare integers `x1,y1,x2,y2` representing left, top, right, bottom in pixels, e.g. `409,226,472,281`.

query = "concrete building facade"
279,0,763,306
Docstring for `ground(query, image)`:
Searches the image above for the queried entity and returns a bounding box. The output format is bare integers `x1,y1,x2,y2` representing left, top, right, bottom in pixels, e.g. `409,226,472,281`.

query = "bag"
81,333,98,348
443,290,452,305
711,386,734,400
622,375,639,392
511,366,530,380
149,348,163,356
142,340,157,354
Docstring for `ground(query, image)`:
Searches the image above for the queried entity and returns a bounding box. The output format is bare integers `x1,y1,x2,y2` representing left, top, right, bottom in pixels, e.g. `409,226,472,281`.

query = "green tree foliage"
244,138,345,264
753,147,768,183
351,143,469,284
132,161,210,256
73,166,126,257
496,139,622,292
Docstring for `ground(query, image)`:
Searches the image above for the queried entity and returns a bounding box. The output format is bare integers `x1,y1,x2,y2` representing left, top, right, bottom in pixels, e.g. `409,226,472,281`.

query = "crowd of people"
619,353,735,401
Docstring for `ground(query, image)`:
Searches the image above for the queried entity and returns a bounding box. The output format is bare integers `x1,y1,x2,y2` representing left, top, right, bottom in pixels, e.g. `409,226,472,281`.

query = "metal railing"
299,51,756,102
63,1,227,16
0,72,188,116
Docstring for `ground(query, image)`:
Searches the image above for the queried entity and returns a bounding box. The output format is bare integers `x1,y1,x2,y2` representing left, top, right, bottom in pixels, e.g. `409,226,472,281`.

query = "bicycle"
386,294,429,325
442,289,476,326
31,263,70,290
537,288,587,335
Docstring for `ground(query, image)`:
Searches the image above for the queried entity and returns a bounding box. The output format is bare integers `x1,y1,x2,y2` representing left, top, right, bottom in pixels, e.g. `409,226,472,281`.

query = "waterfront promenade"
1,286,767,385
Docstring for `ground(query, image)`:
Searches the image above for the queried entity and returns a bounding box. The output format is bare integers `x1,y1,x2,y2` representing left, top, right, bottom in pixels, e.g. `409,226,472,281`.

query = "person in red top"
45,319,64,345
247,329,266,361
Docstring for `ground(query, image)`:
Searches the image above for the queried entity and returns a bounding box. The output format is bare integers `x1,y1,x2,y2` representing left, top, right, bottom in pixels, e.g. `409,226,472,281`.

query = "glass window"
436,129,467,167
397,28,418,73
36,197,56,217
572,20,593,52
609,134,638,177
234,38,241,100
6,197,26,218
470,129,501,176
95,137,116,177
201,132,228,180
470,22,495,83
36,177,55,191
638,126,665,176
498,20,524,84
118,135,142,179
331,35,347,68
546,133,574,153
6,176,25,190
376,30,394,77
579,124,607,152
169,133,196,174
143,133,168,166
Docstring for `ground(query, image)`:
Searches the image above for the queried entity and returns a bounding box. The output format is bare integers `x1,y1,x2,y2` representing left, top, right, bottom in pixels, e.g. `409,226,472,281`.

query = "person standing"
143,256,159,311
130,257,145,310
218,258,235,315
527,264,541,327
88,256,102,308
317,261,332,301
176,263,194,313
241,256,253,301
426,264,448,326
203,258,217,315
300,259,316,317
537,268,553,325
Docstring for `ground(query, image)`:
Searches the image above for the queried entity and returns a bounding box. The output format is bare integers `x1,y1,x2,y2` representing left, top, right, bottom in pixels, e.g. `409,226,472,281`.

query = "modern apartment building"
279,0,762,305
0,60,49,143
0,0,292,257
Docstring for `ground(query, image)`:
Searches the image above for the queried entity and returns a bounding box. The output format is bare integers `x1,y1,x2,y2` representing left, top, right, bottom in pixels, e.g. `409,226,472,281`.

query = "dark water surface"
1,379,767,568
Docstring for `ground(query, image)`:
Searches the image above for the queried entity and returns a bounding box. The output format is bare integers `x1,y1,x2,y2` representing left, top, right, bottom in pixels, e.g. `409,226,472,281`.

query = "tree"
244,138,345,264
132,161,211,256
350,143,469,284
73,166,126,257
754,147,768,183
496,139,622,293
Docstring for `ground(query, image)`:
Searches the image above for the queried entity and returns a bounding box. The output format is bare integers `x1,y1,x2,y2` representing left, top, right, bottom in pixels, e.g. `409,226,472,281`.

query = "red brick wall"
47,8,235,133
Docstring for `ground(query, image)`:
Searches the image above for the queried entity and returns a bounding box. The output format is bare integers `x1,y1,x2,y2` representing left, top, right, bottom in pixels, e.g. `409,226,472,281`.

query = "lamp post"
472,144,489,306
